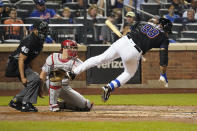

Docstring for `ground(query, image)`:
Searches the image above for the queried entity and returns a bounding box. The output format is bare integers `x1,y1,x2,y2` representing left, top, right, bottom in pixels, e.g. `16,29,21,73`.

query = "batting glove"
66,71,76,80
159,73,168,87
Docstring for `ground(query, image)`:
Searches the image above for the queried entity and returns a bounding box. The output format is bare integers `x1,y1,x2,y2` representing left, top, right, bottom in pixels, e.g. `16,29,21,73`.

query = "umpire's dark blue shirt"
12,32,44,65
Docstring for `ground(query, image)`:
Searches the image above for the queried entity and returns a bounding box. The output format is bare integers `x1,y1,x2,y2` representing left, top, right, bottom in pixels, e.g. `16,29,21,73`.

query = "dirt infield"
1,88,197,123
1,88,197,96
1,105,197,123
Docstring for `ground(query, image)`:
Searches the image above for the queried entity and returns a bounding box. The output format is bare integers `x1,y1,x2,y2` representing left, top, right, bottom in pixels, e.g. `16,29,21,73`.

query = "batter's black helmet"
33,20,49,40
159,18,172,34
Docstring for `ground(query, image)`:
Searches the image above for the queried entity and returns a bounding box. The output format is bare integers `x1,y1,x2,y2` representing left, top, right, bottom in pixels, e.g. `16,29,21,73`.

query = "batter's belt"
126,35,142,53
134,45,142,53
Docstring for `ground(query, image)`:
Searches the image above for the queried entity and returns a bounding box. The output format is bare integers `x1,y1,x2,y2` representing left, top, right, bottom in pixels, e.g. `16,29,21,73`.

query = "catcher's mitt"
49,69,66,82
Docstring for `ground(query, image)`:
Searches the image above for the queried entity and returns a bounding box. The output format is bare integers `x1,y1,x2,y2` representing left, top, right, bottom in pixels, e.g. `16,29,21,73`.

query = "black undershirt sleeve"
159,38,169,66
160,48,168,66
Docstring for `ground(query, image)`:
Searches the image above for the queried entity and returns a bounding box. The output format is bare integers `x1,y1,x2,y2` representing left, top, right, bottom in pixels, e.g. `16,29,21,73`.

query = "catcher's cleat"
21,103,38,112
50,104,60,112
8,100,22,111
76,102,94,112
89,102,94,111
84,101,94,112
101,85,112,102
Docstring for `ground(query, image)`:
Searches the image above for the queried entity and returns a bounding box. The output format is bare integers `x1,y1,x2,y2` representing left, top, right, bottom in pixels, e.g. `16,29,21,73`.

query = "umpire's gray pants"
15,67,41,104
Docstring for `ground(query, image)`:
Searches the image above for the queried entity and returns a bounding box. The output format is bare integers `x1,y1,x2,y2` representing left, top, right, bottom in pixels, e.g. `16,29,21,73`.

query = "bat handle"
142,56,146,62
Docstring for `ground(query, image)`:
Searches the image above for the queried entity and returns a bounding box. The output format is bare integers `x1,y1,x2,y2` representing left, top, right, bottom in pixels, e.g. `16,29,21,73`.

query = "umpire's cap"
159,18,173,34
33,20,48,31
32,20,49,39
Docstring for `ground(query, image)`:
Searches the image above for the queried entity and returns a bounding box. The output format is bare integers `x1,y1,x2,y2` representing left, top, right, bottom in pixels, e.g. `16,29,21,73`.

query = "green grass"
1,94,197,130
1,121,197,131
1,94,197,106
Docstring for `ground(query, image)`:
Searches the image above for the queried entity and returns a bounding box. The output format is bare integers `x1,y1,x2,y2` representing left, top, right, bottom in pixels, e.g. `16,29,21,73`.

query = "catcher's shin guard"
101,85,112,102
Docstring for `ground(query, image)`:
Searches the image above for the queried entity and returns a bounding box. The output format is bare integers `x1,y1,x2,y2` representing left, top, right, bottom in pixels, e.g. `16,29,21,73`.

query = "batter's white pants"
74,36,142,90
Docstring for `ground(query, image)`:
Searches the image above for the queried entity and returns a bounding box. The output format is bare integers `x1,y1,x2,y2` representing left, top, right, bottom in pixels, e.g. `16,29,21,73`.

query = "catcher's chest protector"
47,53,77,86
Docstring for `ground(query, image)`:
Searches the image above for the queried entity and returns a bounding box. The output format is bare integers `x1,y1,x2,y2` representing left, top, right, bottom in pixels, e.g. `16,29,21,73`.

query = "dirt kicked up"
0,105,197,123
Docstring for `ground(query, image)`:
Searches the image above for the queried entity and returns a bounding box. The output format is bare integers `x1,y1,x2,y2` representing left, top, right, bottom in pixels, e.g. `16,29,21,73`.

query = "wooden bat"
105,20,123,38
105,20,146,62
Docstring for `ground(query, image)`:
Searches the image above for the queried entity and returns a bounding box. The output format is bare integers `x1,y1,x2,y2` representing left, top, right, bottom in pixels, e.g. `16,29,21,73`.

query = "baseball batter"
40,40,93,112
71,18,172,102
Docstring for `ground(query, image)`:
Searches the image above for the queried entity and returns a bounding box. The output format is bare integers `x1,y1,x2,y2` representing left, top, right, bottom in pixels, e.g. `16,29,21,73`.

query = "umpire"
5,20,49,112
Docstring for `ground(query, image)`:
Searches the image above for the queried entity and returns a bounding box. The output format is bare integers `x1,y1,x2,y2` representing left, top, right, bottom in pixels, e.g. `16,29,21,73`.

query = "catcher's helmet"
33,20,49,40
159,18,172,34
61,40,78,58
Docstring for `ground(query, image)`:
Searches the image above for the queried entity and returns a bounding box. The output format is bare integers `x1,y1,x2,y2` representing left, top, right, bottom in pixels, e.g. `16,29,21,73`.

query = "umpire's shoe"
8,100,22,111
21,103,38,112
101,85,112,102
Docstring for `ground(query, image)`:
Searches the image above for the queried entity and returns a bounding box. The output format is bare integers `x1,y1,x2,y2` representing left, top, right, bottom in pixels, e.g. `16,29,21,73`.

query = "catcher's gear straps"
51,53,76,72
51,53,54,66
49,85,61,90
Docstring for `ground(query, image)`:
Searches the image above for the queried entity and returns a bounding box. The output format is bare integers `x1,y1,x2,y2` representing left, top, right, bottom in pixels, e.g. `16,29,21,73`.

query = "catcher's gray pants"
48,83,91,111
15,67,41,104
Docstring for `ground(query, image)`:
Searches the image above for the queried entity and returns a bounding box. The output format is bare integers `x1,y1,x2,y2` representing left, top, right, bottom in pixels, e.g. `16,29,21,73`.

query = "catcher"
39,40,93,112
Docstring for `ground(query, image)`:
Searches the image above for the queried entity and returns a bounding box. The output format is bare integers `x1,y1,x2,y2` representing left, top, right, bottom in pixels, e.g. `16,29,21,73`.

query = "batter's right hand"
21,78,27,87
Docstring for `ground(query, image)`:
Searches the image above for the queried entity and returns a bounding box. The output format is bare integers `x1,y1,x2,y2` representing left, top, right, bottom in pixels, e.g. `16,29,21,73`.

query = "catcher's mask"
158,18,173,34
61,40,78,58
33,20,49,40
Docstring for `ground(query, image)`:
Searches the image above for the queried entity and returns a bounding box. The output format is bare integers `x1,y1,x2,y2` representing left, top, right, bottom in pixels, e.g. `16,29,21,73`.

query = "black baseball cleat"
21,103,38,112
8,100,22,111
101,85,112,102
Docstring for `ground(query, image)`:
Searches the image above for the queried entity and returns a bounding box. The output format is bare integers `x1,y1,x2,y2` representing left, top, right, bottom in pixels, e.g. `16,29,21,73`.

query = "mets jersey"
128,22,169,55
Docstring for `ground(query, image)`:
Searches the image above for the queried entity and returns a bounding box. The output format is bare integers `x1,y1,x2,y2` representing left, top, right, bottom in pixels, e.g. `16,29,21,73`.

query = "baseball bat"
105,20,123,38
105,20,146,62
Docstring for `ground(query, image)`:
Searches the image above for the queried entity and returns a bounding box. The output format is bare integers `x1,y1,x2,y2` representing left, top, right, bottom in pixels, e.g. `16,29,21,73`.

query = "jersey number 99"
141,24,159,38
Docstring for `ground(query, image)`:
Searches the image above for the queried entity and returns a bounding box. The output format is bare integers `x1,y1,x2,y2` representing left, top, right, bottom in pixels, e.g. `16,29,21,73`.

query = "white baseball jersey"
42,53,91,111
42,53,82,87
